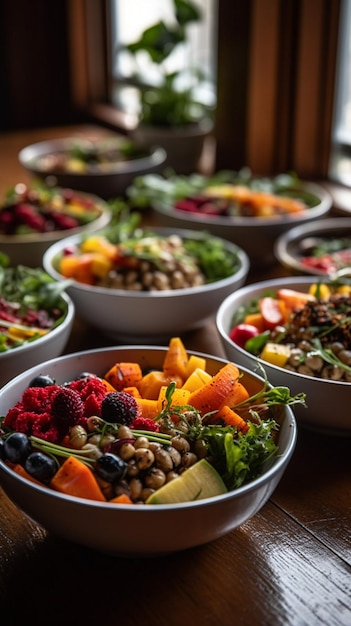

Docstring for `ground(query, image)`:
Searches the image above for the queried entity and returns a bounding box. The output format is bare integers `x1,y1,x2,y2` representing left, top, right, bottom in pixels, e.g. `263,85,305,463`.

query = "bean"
119,442,136,460
181,452,198,468
135,447,155,470
144,468,166,489
154,448,173,472
171,435,190,453
129,478,143,501
86,416,104,432
69,425,88,448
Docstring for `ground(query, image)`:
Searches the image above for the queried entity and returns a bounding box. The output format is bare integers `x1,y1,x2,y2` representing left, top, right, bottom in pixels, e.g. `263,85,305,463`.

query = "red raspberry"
131,417,160,432
51,388,84,427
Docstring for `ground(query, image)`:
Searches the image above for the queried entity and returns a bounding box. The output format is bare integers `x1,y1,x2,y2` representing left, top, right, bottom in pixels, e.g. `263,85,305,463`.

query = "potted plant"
122,0,215,173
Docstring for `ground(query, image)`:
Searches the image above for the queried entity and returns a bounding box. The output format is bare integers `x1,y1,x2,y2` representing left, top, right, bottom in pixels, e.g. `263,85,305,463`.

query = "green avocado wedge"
146,458,228,505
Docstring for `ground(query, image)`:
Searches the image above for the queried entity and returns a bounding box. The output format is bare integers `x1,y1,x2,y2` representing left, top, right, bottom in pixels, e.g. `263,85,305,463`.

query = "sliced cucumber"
146,458,227,504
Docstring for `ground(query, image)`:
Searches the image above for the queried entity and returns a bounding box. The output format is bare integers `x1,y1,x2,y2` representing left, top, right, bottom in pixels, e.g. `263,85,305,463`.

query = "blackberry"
101,391,138,425
51,388,84,427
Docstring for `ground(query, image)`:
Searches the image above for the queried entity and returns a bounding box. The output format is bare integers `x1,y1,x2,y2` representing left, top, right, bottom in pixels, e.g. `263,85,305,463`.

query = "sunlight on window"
329,0,351,185
109,0,217,116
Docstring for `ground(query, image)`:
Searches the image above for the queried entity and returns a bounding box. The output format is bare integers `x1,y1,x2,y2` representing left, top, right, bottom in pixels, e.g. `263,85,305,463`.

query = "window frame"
67,0,342,179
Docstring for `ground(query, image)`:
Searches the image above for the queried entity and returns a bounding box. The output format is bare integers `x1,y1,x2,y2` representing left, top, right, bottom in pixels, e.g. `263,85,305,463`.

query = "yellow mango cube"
181,368,212,392
260,343,291,367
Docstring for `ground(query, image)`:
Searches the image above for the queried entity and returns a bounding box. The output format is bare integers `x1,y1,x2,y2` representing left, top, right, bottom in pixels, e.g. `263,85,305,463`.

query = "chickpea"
171,435,190,453
119,442,136,461
166,470,179,482
181,452,198,468
167,446,182,467
134,436,149,449
154,447,173,472
129,478,143,501
86,416,104,432
144,468,166,489
117,425,133,439
140,487,155,502
69,425,88,449
127,458,140,477
135,447,155,470
81,443,103,460
89,433,115,449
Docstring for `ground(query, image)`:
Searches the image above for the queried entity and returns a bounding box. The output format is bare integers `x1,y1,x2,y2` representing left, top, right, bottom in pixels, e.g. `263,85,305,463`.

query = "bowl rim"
274,216,351,276
0,345,297,509
0,291,75,362
42,227,251,298
216,275,351,387
153,181,332,228
18,138,167,178
0,190,112,244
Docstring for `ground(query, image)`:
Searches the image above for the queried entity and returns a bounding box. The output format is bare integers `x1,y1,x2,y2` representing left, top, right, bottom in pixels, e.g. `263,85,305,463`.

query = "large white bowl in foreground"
216,277,351,435
0,346,297,556
43,228,250,342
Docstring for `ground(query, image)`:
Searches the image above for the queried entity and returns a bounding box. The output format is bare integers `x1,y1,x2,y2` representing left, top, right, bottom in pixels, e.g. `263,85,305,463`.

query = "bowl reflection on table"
216,276,351,435
42,228,250,342
0,346,297,556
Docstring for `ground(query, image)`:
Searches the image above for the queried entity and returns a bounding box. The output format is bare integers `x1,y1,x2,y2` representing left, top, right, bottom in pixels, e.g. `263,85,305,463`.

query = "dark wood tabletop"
0,127,350,626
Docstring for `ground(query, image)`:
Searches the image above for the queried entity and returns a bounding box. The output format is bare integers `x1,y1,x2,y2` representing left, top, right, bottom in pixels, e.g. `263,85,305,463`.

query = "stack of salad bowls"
0,343,298,556
42,226,250,342
216,276,351,435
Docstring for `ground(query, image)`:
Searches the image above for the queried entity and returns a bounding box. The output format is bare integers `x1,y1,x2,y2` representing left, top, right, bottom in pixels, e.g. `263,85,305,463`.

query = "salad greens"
0,257,71,352
125,168,315,210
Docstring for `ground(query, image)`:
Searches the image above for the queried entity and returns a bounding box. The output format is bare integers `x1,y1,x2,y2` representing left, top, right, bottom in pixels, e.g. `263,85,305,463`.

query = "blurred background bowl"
216,276,351,435
152,182,332,266
0,345,297,556
0,292,74,388
42,227,250,342
274,217,351,277
0,187,111,267
19,137,167,199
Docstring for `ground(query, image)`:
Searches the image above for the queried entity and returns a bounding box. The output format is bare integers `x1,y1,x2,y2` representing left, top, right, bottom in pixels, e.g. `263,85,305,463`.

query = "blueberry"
95,453,127,483
28,374,55,388
3,432,31,464
24,451,57,483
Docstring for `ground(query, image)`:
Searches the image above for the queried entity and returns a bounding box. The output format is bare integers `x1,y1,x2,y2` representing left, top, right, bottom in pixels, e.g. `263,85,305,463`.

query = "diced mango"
185,354,207,377
182,368,212,392
157,386,191,412
260,343,291,367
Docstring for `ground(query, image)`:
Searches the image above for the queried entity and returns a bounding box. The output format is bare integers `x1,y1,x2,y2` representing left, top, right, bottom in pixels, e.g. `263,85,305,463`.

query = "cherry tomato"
229,323,259,348
259,297,284,329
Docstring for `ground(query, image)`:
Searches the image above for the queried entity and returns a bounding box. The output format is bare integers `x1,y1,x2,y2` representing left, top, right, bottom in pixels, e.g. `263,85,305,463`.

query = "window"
108,0,217,121
329,0,351,186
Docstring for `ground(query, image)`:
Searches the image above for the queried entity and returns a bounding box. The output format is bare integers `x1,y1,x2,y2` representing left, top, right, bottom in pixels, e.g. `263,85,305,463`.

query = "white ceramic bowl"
0,292,74,388
19,138,167,199
42,228,250,342
216,276,351,435
0,189,111,267
275,217,351,276
0,346,297,556
152,182,332,266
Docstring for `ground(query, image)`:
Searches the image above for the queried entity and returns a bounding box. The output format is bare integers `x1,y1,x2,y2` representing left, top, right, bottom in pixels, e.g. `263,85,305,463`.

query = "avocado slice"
146,458,228,504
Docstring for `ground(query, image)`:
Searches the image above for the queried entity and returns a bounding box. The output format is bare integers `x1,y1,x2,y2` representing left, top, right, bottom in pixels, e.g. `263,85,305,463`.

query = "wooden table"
0,127,350,626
